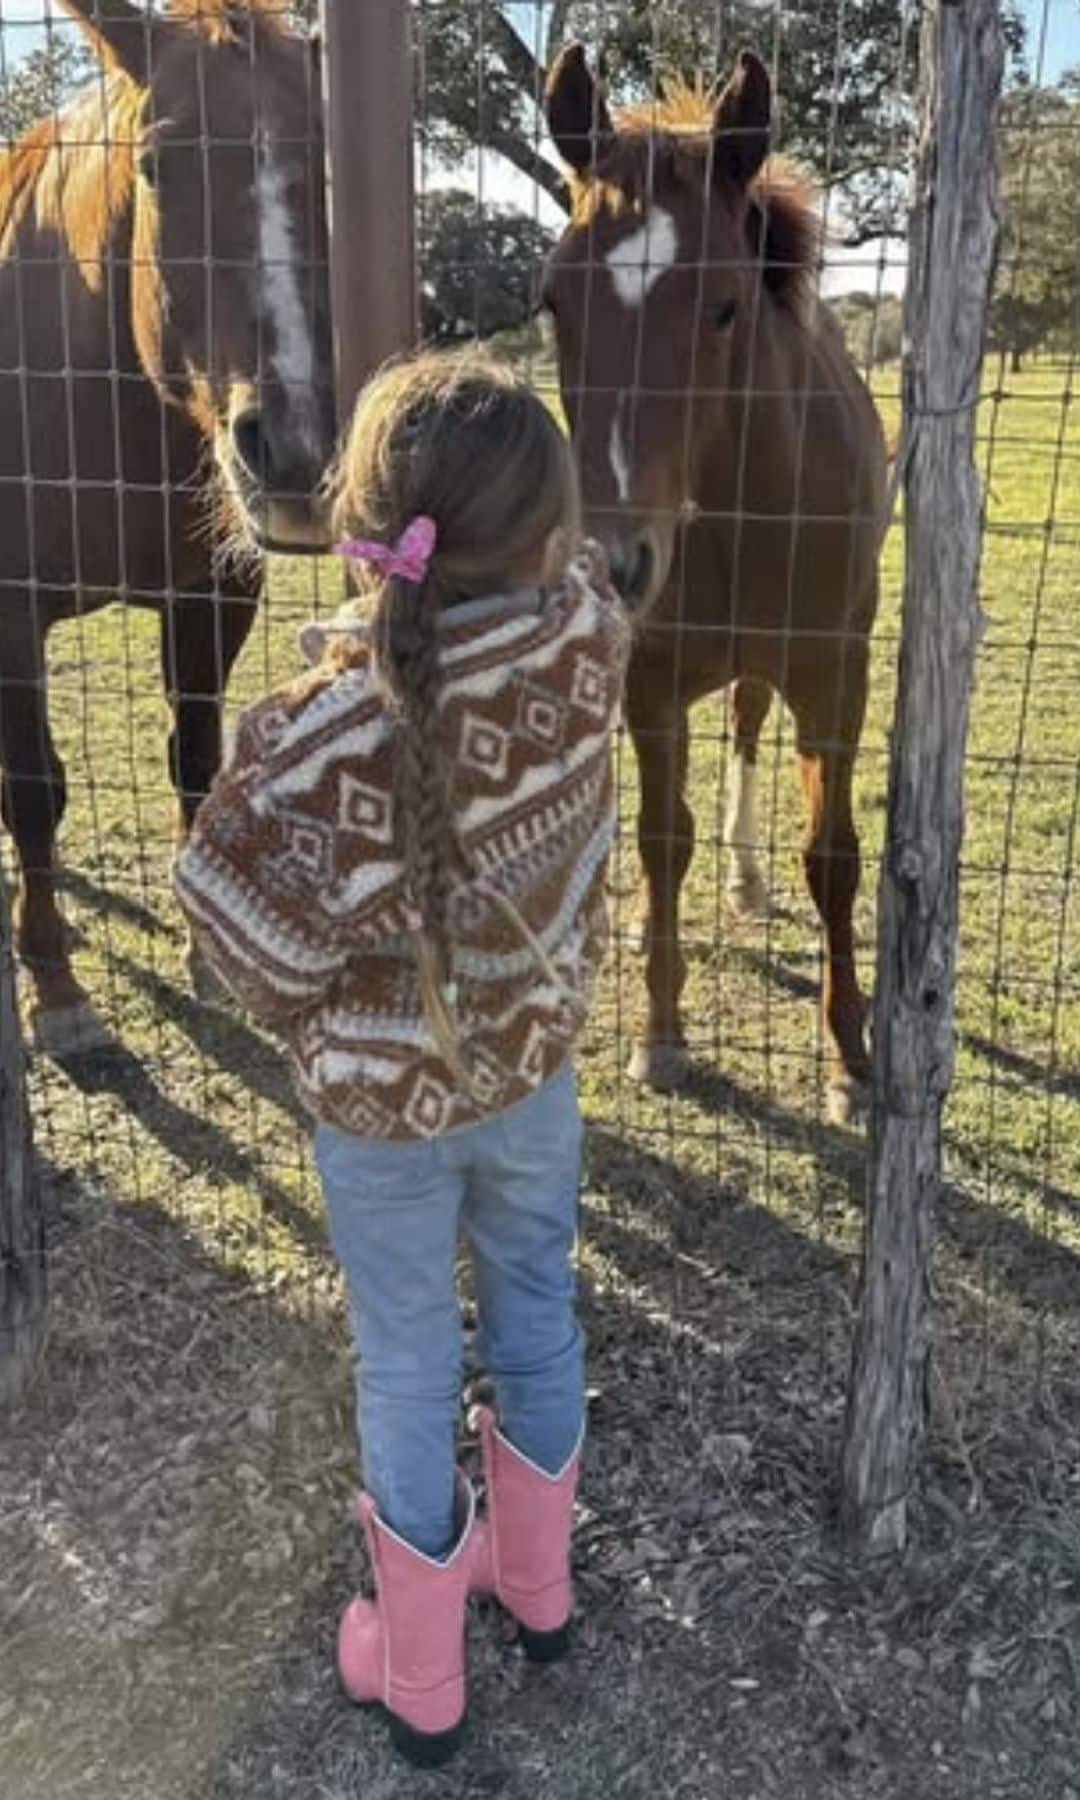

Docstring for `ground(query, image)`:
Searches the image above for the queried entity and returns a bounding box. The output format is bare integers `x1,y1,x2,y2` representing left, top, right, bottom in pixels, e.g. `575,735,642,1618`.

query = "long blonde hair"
330,350,580,1077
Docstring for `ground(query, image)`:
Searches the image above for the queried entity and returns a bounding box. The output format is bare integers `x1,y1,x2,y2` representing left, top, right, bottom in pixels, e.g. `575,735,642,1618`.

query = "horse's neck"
695,295,871,535
72,209,143,377
721,302,810,467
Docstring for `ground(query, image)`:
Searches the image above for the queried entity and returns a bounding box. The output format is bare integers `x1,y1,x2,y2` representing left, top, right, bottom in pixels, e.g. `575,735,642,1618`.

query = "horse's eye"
713,299,736,331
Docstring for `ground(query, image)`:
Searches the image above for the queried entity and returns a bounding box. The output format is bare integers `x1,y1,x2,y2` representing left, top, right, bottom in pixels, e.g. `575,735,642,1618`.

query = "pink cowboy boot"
470,1406,582,1663
337,1477,476,1767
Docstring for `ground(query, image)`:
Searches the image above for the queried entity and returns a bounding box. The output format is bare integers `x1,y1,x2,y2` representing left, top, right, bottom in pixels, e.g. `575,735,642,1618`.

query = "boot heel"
519,1618,571,1664
388,1710,464,1768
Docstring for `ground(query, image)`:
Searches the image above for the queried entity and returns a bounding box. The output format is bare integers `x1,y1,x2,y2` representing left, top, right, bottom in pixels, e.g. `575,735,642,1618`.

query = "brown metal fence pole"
840,0,1005,1552
0,872,45,1406
320,0,417,428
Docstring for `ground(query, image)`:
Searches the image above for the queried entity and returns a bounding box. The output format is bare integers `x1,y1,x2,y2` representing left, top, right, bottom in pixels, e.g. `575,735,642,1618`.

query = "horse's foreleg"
160,576,259,999
792,649,871,1125
0,607,108,1050
724,675,772,918
625,669,694,1090
160,576,260,838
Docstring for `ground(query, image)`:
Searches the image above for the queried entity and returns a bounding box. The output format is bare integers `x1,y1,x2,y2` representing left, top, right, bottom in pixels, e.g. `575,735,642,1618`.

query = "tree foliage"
989,70,1079,368
415,1,1028,244
831,290,904,367
0,32,92,144
419,187,555,341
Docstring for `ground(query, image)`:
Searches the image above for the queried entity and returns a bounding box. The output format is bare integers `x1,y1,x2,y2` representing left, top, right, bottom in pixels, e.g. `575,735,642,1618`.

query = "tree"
419,187,555,341
989,70,1079,370
0,32,92,144
2,6,1034,254
831,290,904,367
415,1,1027,244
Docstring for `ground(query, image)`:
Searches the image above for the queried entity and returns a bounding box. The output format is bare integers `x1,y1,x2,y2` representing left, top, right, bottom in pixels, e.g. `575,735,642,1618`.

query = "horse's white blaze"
605,205,678,309
609,393,631,502
256,138,317,443
724,755,762,884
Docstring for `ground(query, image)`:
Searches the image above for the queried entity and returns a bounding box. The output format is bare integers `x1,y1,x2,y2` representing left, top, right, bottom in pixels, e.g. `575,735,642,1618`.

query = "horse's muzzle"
225,406,334,551
606,526,666,614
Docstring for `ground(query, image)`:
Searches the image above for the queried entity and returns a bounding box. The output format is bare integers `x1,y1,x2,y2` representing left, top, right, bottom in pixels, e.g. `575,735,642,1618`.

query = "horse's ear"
56,0,162,84
713,49,771,187
546,42,614,175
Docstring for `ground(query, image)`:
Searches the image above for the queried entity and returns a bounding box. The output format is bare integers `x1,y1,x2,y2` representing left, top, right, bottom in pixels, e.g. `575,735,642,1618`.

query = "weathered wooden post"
841,0,1004,1550
320,0,417,426
0,870,45,1405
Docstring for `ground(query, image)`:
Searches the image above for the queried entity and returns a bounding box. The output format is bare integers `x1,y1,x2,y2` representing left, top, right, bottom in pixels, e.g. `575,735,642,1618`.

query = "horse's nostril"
231,409,272,484
610,534,655,607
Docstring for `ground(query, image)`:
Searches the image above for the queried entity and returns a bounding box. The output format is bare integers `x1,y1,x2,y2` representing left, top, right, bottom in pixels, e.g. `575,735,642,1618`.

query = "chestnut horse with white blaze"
543,45,887,1124
0,0,334,1053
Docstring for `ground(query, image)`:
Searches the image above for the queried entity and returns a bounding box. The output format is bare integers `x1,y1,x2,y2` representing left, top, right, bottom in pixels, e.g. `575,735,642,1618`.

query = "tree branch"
482,124,571,213
840,225,908,247
545,0,574,68
488,10,543,100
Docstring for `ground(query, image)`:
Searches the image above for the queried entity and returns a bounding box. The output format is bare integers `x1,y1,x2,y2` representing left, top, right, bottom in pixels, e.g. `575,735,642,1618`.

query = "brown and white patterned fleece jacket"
173,547,632,1140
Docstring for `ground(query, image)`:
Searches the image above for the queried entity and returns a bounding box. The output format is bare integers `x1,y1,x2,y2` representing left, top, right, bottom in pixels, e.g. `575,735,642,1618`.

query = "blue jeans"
314,1062,585,1557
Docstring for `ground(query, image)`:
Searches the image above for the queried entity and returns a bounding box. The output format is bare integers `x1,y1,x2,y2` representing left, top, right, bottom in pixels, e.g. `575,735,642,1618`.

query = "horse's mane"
0,77,143,286
166,0,288,44
572,78,822,319
0,2,289,278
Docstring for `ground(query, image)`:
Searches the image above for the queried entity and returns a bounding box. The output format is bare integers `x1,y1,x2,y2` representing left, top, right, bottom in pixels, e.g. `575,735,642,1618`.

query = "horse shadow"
58,865,171,939
49,1036,324,1259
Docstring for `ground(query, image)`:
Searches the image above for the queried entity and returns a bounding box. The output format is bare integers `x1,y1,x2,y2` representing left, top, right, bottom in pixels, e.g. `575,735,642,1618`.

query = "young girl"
174,351,632,1767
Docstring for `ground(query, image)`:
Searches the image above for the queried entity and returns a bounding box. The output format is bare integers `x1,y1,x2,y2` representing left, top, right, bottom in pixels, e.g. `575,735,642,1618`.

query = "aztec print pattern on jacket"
173,546,632,1140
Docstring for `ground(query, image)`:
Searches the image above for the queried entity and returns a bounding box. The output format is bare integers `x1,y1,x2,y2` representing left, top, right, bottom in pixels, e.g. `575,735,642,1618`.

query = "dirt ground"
2,1053,1078,1800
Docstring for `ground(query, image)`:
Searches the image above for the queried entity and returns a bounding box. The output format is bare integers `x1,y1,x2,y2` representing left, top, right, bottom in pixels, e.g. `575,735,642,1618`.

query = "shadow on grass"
585,1121,850,1287
106,946,308,1125
50,1041,327,1262
59,865,172,938
643,1056,867,1192
939,1179,1080,1317
960,1028,1080,1103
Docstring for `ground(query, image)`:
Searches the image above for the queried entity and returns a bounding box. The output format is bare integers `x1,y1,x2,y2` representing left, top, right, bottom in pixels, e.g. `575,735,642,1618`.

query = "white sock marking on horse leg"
604,205,678,309
724,756,763,892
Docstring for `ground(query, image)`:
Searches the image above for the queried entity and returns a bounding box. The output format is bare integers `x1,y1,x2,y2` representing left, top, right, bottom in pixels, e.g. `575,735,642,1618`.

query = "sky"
2,0,1074,73
1,0,1075,71
1021,0,1080,80
2,0,1077,298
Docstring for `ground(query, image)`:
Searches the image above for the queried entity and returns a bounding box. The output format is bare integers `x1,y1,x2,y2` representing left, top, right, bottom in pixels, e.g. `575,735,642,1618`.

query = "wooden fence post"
840,0,1005,1550
320,0,417,428
0,871,45,1405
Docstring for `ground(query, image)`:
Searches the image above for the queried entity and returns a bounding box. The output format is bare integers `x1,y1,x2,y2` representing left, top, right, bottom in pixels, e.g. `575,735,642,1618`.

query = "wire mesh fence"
410,0,1078,1447
1,2,1078,1795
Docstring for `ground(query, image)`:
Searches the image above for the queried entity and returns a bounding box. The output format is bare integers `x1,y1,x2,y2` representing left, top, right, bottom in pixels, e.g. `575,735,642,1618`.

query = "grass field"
2,359,1078,1799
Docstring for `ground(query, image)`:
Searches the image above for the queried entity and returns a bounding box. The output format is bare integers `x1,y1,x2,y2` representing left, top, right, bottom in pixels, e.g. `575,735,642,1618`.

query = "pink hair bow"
335,515,437,585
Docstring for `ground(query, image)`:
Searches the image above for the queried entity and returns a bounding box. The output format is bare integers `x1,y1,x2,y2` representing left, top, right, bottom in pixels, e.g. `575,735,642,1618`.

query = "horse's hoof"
187,946,233,1010
725,873,770,919
826,1077,870,1128
626,1040,691,1091
32,1001,112,1056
